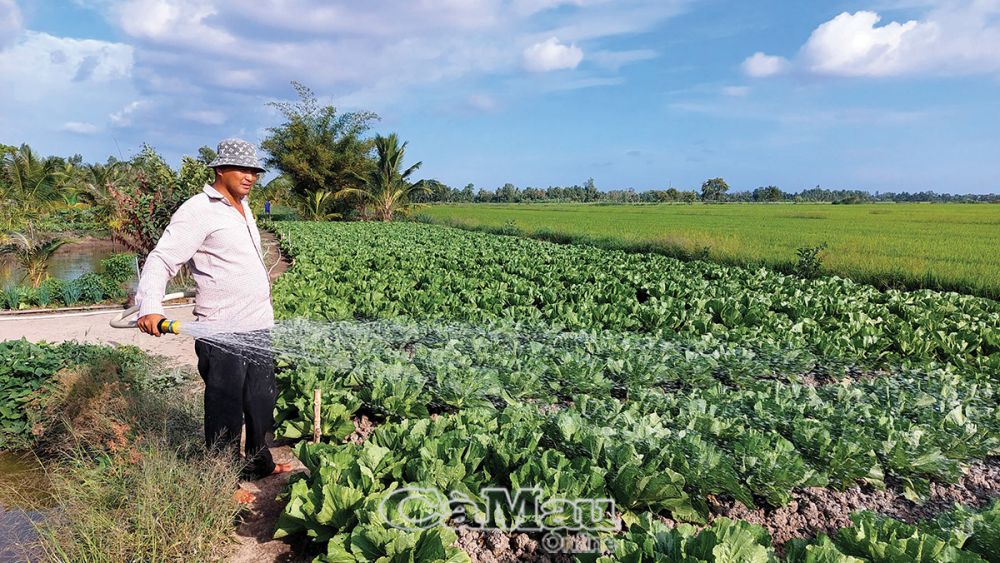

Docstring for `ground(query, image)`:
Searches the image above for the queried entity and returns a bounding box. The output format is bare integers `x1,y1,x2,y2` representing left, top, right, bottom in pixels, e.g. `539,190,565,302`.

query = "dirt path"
1,230,306,562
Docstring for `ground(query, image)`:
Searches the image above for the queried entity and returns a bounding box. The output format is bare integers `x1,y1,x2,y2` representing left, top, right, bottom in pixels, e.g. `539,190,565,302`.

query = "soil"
455,528,593,563
344,415,377,445
448,457,1000,562
229,447,312,563
708,456,1000,550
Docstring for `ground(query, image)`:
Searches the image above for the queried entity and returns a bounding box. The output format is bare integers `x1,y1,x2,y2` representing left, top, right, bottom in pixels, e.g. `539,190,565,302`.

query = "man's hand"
137,314,166,337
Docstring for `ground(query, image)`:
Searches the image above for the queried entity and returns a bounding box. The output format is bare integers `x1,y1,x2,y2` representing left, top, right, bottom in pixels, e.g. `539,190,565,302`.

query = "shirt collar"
203,184,247,206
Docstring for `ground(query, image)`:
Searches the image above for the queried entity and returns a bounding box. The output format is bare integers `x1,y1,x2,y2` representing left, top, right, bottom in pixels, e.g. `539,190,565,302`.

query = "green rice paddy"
418,202,1000,299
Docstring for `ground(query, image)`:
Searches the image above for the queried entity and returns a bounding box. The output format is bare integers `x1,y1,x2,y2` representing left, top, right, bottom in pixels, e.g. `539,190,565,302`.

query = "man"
135,138,291,503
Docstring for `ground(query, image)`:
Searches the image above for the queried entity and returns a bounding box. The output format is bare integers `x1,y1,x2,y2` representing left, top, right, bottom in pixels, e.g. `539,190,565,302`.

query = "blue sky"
2,1,999,194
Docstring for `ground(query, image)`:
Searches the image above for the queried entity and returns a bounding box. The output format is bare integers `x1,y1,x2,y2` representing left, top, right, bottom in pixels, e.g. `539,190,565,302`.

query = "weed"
794,243,828,279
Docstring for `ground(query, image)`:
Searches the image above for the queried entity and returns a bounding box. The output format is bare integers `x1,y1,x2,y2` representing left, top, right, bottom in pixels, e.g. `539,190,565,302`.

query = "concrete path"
0,303,200,365
1,230,290,366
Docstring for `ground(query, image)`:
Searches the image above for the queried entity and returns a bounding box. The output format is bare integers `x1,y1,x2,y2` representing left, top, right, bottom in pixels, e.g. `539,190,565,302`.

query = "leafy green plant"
0,339,67,448
2,284,23,309
833,512,983,562
60,279,82,306
271,222,1000,373
265,222,1000,560
99,252,136,286
794,242,828,279
589,513,774,563
76,272,107,303
294,190,342,221
337,132,430,221
106,145,203,263
33,280,53,306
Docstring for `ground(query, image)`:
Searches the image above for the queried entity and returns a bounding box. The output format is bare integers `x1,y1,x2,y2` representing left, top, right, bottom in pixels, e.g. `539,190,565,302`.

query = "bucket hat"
207,138,267,173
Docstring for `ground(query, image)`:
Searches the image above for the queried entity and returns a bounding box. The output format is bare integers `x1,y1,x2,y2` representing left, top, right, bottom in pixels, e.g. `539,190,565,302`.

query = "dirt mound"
708,456,1000,547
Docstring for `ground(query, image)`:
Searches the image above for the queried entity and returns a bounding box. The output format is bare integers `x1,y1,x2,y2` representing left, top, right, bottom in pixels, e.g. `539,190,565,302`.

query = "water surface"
0,452,50,561
0,238,127,288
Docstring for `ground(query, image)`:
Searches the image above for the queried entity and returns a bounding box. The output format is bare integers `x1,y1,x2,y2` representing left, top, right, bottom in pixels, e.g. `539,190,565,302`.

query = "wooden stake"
312,387,322,444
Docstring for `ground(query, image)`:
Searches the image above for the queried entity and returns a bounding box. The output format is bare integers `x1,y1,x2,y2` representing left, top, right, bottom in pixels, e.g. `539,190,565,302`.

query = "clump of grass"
35,441,241,562
27,349,244,562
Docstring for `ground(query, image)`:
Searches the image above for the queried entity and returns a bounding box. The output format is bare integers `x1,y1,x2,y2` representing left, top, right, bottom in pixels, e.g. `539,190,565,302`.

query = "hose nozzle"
156,319,182,335
109,291,196,331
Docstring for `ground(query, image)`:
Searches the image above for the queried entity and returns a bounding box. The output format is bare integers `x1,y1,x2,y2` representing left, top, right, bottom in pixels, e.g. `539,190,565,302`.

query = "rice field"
417,202,1000,299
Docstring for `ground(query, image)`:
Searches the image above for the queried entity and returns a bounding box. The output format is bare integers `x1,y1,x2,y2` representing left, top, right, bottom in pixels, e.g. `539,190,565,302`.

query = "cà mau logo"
378,486,619,534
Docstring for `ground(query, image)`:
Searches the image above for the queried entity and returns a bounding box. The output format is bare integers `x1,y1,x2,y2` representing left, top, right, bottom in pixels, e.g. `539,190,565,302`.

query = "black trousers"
194,333,277,480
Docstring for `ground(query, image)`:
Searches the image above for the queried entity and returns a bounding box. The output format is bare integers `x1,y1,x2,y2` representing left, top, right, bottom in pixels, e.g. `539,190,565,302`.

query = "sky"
1,0,999,194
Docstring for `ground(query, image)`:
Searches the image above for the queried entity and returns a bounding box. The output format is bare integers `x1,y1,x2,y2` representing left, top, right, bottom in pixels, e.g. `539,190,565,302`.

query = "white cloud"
82,0,684,104
742,51,790,77
722,85,750,97
6,0,686,158
0,31,133,96
0,31,137,155
61,121,99,134
109,99,152,127
800,11,934,76
0,0,21,48
116,0,234,47
748,4,1000,78
522,37,584,71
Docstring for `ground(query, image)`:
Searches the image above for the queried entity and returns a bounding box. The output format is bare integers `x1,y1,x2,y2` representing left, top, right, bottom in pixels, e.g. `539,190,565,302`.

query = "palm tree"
0,228,67,287
73,161,126,209
295,190,342,221
337,133,430,221
0,145,61,230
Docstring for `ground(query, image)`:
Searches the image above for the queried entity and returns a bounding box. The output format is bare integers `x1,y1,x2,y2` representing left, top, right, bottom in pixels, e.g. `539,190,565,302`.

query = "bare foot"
271,463,294,475
234,489,256,504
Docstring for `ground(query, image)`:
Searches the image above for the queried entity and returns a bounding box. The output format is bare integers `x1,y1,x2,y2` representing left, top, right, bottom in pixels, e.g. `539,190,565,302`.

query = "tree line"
0,82,431,272
411,177,999,204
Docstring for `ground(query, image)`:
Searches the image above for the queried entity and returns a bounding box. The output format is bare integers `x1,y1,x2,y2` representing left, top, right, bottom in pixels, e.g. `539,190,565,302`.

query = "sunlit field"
418,202,1000,299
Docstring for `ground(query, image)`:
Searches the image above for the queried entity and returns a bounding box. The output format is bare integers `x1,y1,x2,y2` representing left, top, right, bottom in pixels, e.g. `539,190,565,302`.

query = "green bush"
42,278,65,305
60,280,82,306
794,243,828,279
2,284,23,310
100,252,136,286
75,273,106,303
0,339,71,448
34,281,53,307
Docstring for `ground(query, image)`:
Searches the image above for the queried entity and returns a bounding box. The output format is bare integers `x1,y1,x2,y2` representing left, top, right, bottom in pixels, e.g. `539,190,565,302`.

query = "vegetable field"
267,221,1000,562
417,203,1000,299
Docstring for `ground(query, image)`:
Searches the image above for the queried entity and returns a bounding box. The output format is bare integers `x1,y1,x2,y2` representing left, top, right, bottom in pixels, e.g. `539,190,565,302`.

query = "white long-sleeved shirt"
135,184,274,332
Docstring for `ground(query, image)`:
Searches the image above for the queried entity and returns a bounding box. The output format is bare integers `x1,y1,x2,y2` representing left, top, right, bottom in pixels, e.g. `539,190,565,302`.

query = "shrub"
2,284,23,310
42,278,65,304
497,220,521,236
794,243,828,279
34,281,53,307
60,280,82,306
75,273,107,303
100,252,137,286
